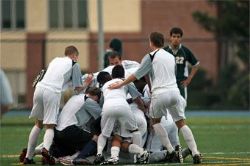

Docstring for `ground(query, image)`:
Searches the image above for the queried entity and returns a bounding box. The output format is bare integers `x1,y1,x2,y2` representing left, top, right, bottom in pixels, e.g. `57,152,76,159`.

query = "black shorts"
50,125,92,158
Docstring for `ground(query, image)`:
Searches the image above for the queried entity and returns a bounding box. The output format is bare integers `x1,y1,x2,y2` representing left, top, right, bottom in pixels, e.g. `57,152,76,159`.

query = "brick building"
1,0,218,108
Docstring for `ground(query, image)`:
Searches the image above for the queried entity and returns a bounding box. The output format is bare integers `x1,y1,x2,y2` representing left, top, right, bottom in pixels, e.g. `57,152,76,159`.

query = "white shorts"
101,99,138,137
29,86,61,124
113,106,147,139
149,89,186,122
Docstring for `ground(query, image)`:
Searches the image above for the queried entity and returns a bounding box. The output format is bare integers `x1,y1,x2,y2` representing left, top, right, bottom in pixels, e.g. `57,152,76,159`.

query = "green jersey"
164,44,199,82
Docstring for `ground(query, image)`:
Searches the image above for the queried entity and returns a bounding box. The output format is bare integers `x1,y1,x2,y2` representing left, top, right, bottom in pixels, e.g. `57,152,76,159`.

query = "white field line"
1,152,250,158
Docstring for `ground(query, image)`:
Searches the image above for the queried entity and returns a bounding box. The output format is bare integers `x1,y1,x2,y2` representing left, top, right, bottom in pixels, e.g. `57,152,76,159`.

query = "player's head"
97,71,112,88
149,32,164,48
109,38,123,55
108,51,122,66
170,27,183,37
169,27,183,47
85,87,102,102
65,45,79,62
112,65,125,79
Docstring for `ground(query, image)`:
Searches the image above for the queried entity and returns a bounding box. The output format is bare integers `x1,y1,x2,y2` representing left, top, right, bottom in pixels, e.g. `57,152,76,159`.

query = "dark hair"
149,32,164,47
108,51,121,60
86,87,102,100
170,27,183,37
97,71,112,87
65,45,79,56
112,65,125,79
109,38,123,55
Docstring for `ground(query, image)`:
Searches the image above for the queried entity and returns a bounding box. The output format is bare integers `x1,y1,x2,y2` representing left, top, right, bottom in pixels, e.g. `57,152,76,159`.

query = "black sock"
75,140,97,159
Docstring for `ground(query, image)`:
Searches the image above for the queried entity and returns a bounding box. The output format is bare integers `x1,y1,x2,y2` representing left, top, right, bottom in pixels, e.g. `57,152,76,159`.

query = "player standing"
109,32,202,164
23,46,84,164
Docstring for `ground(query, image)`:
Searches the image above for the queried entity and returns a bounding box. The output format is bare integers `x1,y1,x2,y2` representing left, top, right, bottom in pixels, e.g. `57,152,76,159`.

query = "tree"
192,0,250,109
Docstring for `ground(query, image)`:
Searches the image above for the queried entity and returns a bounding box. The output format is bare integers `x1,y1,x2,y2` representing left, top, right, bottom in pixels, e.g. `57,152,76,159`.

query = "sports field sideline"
1,110,250,165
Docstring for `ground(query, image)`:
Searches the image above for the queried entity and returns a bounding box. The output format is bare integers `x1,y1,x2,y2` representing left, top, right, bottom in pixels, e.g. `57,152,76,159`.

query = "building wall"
0,0,219,107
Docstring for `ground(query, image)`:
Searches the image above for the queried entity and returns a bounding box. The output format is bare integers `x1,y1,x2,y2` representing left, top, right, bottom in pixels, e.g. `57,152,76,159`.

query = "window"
49,0,88,29
1,0,25,30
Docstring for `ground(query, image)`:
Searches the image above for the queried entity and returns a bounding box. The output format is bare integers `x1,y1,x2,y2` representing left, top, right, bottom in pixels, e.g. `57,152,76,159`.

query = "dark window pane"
49,0,59,28
16,0,25,28
78,0,87,28
2,0,11,28
64,0,73,28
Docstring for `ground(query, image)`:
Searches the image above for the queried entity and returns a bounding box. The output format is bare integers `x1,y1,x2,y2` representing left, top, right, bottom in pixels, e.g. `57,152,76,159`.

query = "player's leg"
101,135,121,165
41,90,61,165
23,120,43,164
94,114,115,164
169,95,201,164
23,88,44,164
150,93,180,163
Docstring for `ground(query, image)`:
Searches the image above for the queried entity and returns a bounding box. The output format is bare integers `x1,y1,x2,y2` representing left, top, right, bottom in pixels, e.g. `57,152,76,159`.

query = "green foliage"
190,0,250,109
193,0,249,38
227,74,250,108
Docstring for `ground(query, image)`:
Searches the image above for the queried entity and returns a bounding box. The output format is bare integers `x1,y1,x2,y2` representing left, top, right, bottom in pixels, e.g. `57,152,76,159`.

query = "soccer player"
50,87,102,156
94,65,146,165
103,38,123,68
0,69,13,118
23,46,85,164
109,32,202,164
164,27,200,100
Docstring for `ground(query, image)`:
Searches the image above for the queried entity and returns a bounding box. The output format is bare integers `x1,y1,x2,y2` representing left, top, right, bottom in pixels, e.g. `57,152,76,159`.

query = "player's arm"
182,48,200,87
72,63,93,93
83,98,102,119
109,55,152,89
127,83,146,112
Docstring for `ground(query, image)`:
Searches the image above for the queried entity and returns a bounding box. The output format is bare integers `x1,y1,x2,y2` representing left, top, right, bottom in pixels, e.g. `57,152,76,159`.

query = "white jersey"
56,94,85,131
82,60,140,87
101,78,138,137
37,56,75,93
102,78,128,102
135,49,178,95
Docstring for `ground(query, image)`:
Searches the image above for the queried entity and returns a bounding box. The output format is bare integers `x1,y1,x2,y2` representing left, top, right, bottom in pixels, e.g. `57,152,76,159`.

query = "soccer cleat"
100,157,119,165
163,151,180,163
72,158,93,165
136,151,150,164
193,154,202,164
41,147,55,165
182,148,192,159
19,148,27,162
23,158,35,164
93,154,105,164
60,159,73,165
175,145,183,163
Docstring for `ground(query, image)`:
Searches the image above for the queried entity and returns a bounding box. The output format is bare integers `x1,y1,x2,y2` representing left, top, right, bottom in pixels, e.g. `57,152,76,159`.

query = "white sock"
132,131,142,147
168,124,180,147
97,134,107,155
43,128,54,151
34,142,43,154
128,144,144,155
25,125,41,159
153,123,174,153
180,125,199,155
111,146,120,158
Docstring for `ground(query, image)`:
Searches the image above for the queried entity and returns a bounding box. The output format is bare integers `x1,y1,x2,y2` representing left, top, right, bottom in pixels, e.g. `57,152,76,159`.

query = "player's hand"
181,77,191,87
108,81,123,89
85,73,94,86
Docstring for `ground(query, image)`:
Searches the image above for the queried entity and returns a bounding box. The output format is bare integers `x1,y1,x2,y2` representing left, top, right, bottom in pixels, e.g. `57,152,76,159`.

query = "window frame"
48,0,88,30
1,0,25,30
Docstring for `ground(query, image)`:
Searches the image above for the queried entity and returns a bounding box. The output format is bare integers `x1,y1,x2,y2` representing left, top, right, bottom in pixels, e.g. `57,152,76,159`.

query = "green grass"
1,113,250,165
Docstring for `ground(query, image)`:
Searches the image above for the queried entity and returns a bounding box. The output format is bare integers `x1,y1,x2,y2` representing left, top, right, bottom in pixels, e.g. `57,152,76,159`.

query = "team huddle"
20,28,202,165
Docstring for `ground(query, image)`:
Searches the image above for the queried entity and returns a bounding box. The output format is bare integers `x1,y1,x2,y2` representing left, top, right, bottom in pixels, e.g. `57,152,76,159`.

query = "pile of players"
20,29,202,165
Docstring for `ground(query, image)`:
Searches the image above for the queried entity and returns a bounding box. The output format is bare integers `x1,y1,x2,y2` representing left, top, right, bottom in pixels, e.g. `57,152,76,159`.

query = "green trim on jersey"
164,45,199,82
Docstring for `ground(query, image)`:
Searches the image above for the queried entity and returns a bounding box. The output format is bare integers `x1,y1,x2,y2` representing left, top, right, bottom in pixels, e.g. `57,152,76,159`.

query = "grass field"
1,111,250,165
